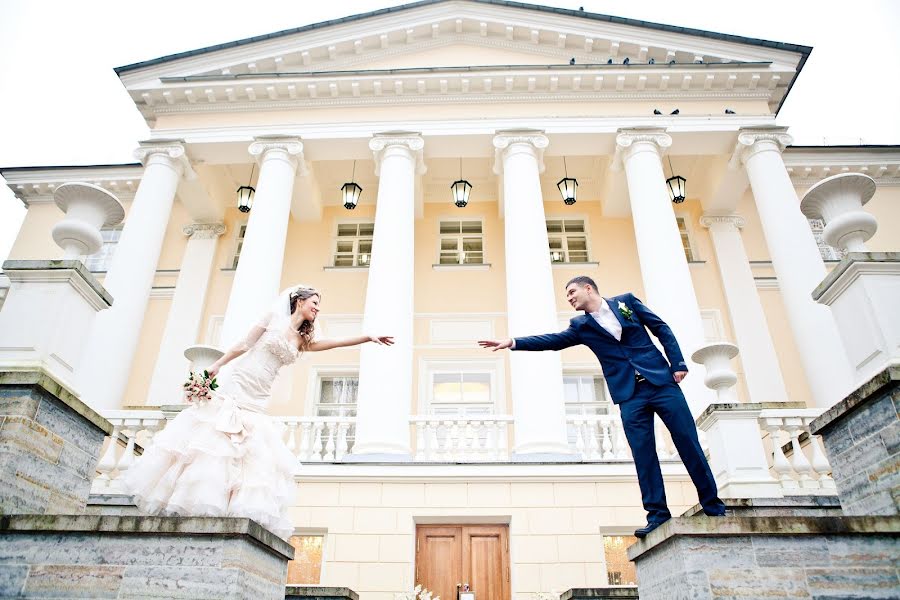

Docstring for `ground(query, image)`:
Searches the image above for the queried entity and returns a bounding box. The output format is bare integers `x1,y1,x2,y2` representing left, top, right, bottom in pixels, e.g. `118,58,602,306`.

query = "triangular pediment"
118,0,808,118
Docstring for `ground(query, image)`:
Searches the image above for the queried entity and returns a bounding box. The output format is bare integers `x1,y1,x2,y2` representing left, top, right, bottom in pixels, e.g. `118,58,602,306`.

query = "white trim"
416,356,505,415
436,216,486,266
330,218,375,268
545,214,593,264
754,277,779,290
432,263,491,271
674,212,700,262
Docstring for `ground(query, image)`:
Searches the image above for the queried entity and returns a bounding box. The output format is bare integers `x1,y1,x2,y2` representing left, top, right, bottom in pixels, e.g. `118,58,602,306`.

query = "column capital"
732,127,794,166
492,129,549,175
248,136,305,174
700,213,746,231
369,132,425,176
182,222,226,239
133,140,192,178
613,127,672,169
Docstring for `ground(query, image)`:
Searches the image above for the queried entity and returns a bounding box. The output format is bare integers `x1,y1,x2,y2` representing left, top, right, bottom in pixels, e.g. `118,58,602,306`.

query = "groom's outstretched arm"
479,320,581,352
628,293,687,374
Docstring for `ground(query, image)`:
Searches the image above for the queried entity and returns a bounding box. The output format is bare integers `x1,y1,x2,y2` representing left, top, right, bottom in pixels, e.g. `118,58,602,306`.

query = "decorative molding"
492,129,549,174
754,277,779,290
613,127,672,168
700,213,746,230
369,132,426,176
2,167,144,208
182,222,226,239
732,126,793,166
248,136,305,174
784,150,900,187
133,140,192,178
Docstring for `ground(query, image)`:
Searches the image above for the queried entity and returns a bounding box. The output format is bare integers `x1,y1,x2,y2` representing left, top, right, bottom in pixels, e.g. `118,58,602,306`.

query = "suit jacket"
512,293,687,404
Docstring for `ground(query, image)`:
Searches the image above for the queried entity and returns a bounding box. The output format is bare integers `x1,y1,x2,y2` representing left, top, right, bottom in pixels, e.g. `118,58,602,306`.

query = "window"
564,374,610,444
230,222,247,269
603,535,638,585
547,219,589,263
675,216,697,262
316,376,358,448
83,227,122,272
333,222,374,267
439,220,484,265
431,372,493,417
808,218,843,261
286,534,324,584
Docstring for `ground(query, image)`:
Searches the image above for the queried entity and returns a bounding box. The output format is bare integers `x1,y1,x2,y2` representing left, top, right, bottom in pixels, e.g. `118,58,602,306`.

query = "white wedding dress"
124,325,299,539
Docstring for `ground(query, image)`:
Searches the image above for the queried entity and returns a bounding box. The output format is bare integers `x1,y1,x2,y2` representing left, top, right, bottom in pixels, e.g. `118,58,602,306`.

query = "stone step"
681,495,843,518
628,515,900,600
560,587,639,599
85,492,142,516
0,515,294,599
285,586,358,600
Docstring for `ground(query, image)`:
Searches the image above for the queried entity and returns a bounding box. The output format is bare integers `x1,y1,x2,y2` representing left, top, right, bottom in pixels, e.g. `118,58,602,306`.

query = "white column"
146,223,225,406
351,133,423,457
736,128,854,407
700,214,789,403
79,141,187,410
494,130,571,456
615,128,716,415
219,137,302,347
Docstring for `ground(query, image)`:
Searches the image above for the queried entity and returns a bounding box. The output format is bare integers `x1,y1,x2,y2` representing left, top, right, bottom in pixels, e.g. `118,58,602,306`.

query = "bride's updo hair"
289,286,320,351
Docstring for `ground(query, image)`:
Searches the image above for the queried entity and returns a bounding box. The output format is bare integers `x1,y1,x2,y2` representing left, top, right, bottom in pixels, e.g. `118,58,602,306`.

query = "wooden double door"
416,525,510,600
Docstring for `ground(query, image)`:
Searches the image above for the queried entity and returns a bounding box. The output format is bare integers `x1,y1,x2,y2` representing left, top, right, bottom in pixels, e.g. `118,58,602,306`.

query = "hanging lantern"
450,158,472,208
341,160,362,210
236,163,256,213
665,157,686,204
557,156,578,205
236,185,255,213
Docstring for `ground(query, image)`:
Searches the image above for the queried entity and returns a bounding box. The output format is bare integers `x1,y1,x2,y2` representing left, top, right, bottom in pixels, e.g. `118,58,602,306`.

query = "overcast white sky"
1,0,898,262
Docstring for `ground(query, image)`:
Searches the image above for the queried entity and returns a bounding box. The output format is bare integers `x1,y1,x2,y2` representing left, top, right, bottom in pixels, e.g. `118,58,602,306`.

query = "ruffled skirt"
123,395,297,539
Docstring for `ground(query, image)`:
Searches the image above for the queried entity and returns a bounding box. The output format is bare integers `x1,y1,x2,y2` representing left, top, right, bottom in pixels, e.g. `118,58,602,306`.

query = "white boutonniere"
617,301,634,321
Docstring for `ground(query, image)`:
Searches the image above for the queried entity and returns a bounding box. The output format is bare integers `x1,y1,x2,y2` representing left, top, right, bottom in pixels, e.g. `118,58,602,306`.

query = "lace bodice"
218,329,299,410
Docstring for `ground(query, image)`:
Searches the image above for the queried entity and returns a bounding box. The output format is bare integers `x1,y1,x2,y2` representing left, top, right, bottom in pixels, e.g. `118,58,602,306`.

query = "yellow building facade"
2,2,899,599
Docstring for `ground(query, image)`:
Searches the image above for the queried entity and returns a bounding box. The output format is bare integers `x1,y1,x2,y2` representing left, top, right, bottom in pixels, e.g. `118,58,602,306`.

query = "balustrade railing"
278,416,356,462
92,409,166,494
410,415,514,461
758,408,836,495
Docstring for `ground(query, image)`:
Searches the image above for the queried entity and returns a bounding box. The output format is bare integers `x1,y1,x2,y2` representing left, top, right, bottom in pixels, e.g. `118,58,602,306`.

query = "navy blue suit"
513,293,725,523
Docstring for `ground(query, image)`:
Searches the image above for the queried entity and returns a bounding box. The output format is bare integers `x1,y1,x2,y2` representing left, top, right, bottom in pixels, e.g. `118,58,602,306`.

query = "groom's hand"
478,339,513,352
673,371,687,383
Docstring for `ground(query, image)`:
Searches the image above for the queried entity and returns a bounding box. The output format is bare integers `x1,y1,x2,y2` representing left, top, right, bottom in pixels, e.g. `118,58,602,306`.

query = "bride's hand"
369,335,395,346
207,364,220,378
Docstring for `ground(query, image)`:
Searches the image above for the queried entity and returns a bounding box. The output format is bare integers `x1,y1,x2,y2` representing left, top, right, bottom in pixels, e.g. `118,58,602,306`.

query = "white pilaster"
352,133,424,458
736,127,854,407
79,141,187,410
494,130,571,456
146,223,225,406
615,128,716,415
220,137,302,347
700,214,789,403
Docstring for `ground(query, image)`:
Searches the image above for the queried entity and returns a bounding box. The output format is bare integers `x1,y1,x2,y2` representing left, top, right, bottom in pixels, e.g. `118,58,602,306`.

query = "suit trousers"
618,378,725,523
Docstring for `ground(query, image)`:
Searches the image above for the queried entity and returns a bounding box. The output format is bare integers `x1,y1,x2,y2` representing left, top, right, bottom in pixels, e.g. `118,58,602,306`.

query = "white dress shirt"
590,298,622,341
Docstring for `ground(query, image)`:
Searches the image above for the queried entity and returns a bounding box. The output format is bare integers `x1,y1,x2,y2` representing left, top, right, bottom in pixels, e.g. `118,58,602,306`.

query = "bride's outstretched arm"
208,319,270,376
307,335,394,352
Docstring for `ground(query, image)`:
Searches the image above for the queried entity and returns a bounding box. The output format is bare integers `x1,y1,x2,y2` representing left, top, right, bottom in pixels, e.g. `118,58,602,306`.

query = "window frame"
227,220,248,270
330,219,375,268
808,217,844,261
436,217,486,266
674,213,700,262
545,216,593,264
417,358,505,417
562,368,612,445
83,226,123,272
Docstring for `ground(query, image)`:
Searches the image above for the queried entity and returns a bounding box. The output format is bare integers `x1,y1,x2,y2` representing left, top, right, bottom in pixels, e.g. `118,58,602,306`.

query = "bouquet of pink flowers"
183,370,219,404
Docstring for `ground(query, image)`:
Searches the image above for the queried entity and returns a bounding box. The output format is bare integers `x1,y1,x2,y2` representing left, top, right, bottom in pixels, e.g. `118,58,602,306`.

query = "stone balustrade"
278,416,356,463
758,408,836,495
568,415,631,461
92,409,166,494
411,415,514,461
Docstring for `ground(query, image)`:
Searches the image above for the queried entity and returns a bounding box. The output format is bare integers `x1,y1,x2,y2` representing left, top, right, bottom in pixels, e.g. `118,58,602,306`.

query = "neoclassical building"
2,1,898,598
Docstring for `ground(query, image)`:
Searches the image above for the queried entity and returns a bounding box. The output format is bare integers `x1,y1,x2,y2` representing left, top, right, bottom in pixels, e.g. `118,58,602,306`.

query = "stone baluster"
310,422,324,462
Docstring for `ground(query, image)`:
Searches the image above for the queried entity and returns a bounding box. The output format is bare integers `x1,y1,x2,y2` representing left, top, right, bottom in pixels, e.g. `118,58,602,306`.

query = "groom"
479,275,725,538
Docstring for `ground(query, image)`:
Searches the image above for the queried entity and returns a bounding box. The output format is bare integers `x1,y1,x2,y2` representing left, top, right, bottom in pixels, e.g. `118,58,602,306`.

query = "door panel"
417,525,509,600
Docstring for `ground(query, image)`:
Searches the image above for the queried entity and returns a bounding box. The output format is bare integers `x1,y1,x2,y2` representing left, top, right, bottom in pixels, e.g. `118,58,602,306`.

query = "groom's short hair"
566,275,598,292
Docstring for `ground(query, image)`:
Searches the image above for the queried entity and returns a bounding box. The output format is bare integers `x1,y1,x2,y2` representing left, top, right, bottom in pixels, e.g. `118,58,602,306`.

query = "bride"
124,285,392,539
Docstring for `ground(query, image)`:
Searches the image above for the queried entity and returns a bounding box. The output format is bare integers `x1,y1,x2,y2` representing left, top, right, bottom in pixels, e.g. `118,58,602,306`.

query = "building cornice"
1,165,145,207
783,147,900,187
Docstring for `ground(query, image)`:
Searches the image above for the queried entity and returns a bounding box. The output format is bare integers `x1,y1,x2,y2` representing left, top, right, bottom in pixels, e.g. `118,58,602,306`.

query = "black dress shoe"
634,517,670,539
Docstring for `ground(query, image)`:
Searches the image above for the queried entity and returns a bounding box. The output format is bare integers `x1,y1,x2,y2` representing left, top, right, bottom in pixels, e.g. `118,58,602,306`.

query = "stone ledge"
811,252,900,301
694,401,805,428
0,514,295,560
560,587,639,599
2,259,113,307
0,368,112,436
680,496,842,518
284,586,359,600
627,515,900,560
810,364,900,435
